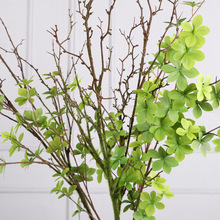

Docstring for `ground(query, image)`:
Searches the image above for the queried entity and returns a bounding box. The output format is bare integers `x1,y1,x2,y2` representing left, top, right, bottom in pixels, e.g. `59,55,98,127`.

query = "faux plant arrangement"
0,0,219,219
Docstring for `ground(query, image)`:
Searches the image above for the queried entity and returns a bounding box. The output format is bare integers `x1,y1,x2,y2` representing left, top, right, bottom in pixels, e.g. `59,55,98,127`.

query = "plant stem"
76,188,95,220
105,153,120,220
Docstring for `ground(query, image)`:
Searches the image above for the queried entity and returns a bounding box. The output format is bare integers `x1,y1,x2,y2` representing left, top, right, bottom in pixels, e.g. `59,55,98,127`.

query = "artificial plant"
0,0,219,219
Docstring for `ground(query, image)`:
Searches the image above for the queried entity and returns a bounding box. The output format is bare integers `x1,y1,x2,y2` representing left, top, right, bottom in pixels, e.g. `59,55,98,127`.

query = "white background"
0,1,220,219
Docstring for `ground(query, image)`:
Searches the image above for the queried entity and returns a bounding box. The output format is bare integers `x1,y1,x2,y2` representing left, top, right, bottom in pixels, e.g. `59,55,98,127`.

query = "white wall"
0,1,220,219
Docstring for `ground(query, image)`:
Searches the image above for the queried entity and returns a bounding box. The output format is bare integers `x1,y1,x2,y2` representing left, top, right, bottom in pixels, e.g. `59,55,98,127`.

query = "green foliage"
130,148,149,167
162,60,199,91
169,14,209,70
171,37,204,70
44,122,65,139
67,75,81,91
139,191,165,217
169,84,197,109
148,147,179,174
183,1,202,8
156,90,187,123
43,86,57,99
73,143,87,158
133,210,155,220
211,82,220,109
46,136,68,155
1,127,22,157
136,96,158,124
191,131,213,158
20,150,34,168
15,87,37,106
196,74,212,101
166,135,193,162
149,117,174,141
193,100,213,119
0,94,4,111
176,118,200,140
0,6,218,220
0,158,6,174
16,76,34,86
122,190,138,212
111,146,127,170
160,35,176,60
147,172,166,192
72,198,83,218
213,130,220,153
180,15,210,47
71,163,96,182
51,180,77,199
136,123,154,143
118,166,142,190
134,81,157,98
24,108,47,128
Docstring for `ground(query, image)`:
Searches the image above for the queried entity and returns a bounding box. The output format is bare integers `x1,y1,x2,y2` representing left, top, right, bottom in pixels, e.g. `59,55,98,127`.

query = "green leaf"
35,108,43,119
141,131,153,143
190,50,205,61
161,65,176,73
141,192,151,201
1,131,10,139
0,159,6,174
185,35,197,47
15,97,28,106
97,169,103,183
24,110,34,121
164,157,179,167
152,160,163,171
155,202,165,210
145,204,155,217
137,123,149,132
192,15,203,29
181,67,199,78
168,109,179,123
154,128,166,141
18,133,24,142
200,142,211,158
155,107,168,118
182,54,195,70
18,88,28,97
193,105,202,119
196,26,210,35
147,150,161,159
203,134,214,142
181,22,193,31
199,102,213,111
129,141,140,148
9,145,18,157
0,94,4,111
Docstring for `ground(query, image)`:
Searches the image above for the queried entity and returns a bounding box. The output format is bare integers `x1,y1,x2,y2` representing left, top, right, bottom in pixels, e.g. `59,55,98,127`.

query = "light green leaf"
185,35,197,47
145,204,155,217
0,94,4,111
191,140,200,150
141,131,153,143
181,22,193,31
18,88,28,97
182,54,195,70
193,105,202,119
162,65,176,73
192,15,203,29
196,26,210,35
152,160,163,171
168,109,179,123
190,50,205,61
154,202,165,210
